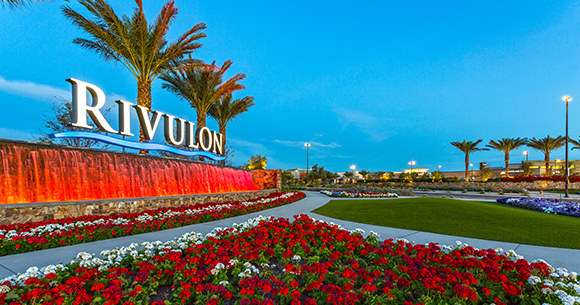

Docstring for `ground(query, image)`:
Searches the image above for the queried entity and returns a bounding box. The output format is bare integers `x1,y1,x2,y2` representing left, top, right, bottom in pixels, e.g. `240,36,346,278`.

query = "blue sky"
2,0,580,172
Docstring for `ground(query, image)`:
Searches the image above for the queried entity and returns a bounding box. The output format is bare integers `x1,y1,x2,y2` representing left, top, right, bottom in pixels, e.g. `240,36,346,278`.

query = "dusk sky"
2,0,580,172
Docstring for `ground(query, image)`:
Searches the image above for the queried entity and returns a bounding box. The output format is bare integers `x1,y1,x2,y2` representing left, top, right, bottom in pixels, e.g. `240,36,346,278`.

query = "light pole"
438,165,441,172
350,165,356,173
564,96,572,197
470,163,474,182
408,161,416,173
304,143,311,181
524,151,528,162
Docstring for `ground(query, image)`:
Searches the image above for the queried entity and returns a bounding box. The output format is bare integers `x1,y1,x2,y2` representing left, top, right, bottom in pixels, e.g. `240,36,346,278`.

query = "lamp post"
304,143,311,181
470,163,474,182
524,151,528,162
438,165,441,171
408,161,416,173
564,96,572,197
350,165,355,173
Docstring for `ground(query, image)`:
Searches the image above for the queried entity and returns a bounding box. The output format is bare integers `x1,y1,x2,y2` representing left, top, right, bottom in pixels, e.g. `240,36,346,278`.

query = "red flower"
90,283,105,292
291,290,301,299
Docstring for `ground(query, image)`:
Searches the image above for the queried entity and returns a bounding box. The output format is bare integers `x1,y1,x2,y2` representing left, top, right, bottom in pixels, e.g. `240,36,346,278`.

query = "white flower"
292,255,301,261
528,276,541,285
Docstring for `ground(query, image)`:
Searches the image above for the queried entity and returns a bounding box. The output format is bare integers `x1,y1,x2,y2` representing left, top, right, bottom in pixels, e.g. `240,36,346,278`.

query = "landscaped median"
0,192,305,257
319,190,398,198
2,214,579,304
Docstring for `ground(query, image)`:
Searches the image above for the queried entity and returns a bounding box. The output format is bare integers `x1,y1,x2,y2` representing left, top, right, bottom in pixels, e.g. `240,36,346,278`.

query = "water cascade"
0,140,258,204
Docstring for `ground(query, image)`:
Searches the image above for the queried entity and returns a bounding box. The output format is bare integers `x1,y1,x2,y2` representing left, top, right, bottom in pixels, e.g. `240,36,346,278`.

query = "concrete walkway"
1,191,579,280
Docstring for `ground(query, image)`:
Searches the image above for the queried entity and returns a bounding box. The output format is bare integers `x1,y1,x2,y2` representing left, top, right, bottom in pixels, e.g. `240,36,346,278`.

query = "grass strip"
312,197,580,249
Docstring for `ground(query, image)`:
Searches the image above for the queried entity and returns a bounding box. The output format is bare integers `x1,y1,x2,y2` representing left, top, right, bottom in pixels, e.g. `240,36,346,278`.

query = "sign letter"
66,78,117,133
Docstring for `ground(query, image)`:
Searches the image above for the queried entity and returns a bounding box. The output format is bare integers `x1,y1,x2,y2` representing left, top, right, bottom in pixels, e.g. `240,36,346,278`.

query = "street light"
304,143,311,180
350,165,355,173
470,163,474,181
408,161,416,173
523,151,528,162
563,96,572,197
438,165,441,171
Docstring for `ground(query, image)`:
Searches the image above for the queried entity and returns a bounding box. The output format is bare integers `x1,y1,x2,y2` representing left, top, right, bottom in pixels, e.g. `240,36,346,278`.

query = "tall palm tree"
570,137,580,150
161,60,246,132
63,0,206,145
486,137,528,177
208,94,254,163
2,0,46,9
450,140,488,181
527,136,565,176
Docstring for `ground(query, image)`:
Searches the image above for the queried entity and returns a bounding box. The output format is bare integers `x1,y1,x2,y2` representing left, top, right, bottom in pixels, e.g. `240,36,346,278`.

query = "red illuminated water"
0,143,258,204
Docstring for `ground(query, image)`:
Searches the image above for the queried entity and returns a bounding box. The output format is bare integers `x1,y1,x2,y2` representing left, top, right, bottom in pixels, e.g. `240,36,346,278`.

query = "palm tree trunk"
220,125,226,165
505,154,510,178
197,111,207,161
465,154,469,182
137,80,152,154
545,155,550,177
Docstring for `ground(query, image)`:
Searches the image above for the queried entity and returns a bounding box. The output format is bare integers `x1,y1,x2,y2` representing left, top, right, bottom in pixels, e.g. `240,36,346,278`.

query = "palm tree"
161,60,246,132
450,140,488,181
527,136,565,176
486,138,528,177
2,0,46,9
570,137,580,150
208,94,254,163
63,0,206,145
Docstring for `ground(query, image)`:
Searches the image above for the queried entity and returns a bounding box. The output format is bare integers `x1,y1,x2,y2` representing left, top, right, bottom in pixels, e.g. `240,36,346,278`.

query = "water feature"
0,140,258,204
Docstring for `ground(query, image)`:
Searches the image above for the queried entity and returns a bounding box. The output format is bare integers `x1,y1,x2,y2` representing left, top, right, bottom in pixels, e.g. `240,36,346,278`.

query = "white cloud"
330,155,353,158
273,139,340,149
0,76,69,101
332,107,390,142
0,128,36,141
0,76,128,103
228,138,271,154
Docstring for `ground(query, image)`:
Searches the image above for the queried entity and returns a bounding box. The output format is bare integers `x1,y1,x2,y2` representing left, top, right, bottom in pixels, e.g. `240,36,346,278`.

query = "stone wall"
0,189,276,226
252,169,282,190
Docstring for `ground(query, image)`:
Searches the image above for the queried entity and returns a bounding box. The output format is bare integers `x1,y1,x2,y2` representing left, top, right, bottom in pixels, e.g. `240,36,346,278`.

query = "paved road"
1,191,579,280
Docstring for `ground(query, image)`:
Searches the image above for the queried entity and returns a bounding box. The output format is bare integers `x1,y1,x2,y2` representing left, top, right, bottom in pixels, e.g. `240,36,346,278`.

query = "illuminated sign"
51,78,225,161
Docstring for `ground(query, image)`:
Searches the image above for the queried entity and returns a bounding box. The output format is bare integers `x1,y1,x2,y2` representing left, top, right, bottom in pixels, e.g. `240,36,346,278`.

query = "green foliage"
527,136,566,176
243,154,267,170
306,164,337,183
450,139,488,181
431,170,444,182
480,167,493,182
281,171,294,184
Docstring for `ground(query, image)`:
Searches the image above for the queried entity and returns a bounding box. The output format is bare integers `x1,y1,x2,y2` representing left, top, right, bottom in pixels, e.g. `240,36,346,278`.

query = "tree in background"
208,94,254,164
306,164,337,183
527,136,565,176
486,138,528,177
242,154,267,170
32,97,110,148
63,0,206,147
450,140,488,182
480,167,493,182
359,170,369,181
522,161,533,177
431,170,444,182
281,171,294,184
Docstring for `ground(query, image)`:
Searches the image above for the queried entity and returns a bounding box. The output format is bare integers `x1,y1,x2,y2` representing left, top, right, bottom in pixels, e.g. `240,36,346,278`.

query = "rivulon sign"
51,78,225,161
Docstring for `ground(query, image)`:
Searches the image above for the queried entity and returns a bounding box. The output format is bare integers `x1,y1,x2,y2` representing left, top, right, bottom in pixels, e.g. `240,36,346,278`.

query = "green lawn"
312,197,580,249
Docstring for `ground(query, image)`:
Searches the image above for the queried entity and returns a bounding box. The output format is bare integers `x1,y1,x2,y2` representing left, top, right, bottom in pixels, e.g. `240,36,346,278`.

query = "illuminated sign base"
51,131,226,161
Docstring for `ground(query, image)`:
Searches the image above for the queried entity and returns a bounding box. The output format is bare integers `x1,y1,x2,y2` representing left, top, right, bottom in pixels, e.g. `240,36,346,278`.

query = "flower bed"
0,192,305,257
2,215,579,305
320,190,398,198
497,197,580,218
502,175,580,183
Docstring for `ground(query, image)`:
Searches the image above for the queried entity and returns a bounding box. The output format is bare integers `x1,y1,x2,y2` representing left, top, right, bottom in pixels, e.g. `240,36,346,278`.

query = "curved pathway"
0,191,579,280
